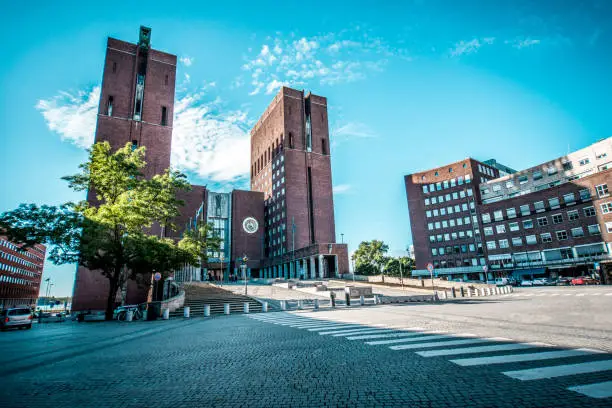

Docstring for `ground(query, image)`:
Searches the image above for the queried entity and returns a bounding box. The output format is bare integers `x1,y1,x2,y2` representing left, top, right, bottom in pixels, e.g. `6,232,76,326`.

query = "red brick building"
72,28,349,312
405,138,612,284
0,236,46,309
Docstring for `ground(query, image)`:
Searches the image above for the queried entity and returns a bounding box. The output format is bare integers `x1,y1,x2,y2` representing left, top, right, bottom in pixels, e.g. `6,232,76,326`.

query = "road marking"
417,342,538,357
568,381,612,399
576,293,586,297
503,360,612,381
550,294,560,297
318,327,389,336
606,293,612,296
307,325,365,332
366,334,458,346
563,293,573,296
536,293,548,297
451,349,600,366
390,338,490,351
346,331,429,341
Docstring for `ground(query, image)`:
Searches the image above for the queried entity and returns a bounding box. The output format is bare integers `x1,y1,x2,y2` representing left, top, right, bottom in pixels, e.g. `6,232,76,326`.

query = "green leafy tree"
351,240,389,276
383,256,415,277
178,219,222,268
0,141,202,320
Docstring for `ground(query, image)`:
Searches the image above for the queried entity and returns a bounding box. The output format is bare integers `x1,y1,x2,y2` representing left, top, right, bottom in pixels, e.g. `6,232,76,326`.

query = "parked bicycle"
113,305,143,321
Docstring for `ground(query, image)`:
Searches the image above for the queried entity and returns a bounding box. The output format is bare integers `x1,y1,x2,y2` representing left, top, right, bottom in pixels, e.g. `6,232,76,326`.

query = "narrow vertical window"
321,138,327,155
161,106,167,126
107,96,114,116
289,132,294,149
112,62,117,73
164,74,169,86
131,140,138,151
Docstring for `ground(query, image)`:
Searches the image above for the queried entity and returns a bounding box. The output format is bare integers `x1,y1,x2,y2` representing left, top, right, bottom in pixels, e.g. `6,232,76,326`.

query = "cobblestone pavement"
0,286,610,408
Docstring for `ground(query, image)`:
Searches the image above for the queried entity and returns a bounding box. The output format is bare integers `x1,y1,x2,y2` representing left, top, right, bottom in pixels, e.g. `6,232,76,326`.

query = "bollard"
184,306,190,318
451,287,457,298
479,288,485,296
262,302,268,313
142,310,148,320
281,300,287,311
204,304,210,317
467,288,472,298
126,309,134,322
360,295,365,306
297,300,303,309
243,302,249,314
440,291,447,300
313,299,319,310
162,308,169,320
345,293,351,307
460,287,465,297
486,288,491,296
224,303,230,315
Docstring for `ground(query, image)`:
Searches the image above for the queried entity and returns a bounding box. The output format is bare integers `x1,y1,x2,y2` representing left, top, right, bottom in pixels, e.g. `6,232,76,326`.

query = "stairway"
168,283,264,318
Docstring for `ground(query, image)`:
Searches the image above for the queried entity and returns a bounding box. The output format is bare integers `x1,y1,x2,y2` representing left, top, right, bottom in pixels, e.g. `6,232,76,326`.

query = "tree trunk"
105,278,119,321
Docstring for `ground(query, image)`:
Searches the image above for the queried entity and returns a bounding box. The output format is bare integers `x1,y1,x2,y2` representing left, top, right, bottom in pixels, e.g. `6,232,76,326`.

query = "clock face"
242,217,259,234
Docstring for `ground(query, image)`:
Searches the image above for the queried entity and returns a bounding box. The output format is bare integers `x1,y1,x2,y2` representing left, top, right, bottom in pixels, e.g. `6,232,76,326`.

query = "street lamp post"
427,263,435,300
241,255,249,295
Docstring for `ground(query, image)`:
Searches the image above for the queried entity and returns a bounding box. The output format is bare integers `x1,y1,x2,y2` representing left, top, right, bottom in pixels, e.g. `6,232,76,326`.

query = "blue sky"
1,0,611,296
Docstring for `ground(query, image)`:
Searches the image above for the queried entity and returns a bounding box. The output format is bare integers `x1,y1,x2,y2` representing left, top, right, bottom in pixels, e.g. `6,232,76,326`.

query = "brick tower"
72,27,178,311
250,87,348,279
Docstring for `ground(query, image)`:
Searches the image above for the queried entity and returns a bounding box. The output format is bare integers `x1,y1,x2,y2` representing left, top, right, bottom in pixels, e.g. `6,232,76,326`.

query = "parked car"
1,307,33,330
532,278,547,286
494,278,509,286
571,276,600,285
556,277,572,286
520,280,533,286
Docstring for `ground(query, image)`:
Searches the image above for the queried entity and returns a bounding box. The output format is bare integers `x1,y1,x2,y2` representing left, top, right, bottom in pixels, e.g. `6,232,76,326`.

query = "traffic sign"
427,263,434,272
154,272,162,281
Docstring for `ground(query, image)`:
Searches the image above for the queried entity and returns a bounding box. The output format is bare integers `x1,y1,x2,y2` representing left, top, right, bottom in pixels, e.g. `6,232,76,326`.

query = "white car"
520,280,533,286
494,278,509,286
532,278,547,286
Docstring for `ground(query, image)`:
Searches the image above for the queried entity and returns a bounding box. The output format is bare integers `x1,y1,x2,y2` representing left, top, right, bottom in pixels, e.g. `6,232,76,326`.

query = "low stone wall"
343,275,497,291
160,290,185,312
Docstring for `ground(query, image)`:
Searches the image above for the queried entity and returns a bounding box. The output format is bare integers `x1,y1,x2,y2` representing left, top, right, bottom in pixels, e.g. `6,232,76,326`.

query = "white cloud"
37,84,254,186
507,38,541,49
240,28,405,95
172,93,252,183
179,56,193,66
333,184,351,194
35,86,99,148
449,37,496,57
331,121,377,145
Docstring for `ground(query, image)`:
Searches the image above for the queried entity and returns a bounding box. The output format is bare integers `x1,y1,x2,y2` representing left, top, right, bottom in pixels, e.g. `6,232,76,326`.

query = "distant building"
404,137,612,284
0,236,46,309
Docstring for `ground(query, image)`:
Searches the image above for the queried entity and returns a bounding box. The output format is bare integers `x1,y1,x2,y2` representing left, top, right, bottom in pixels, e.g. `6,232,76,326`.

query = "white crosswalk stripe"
346,330,429,341
365,334,459,346
568,381,612,399
417,342,537,357
249,313,612,399
503,360,612,381
320,328,391,336
390,338,489,351
450,349,600,367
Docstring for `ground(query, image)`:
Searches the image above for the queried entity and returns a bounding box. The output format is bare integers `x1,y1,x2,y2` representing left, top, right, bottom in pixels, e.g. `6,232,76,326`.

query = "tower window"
161,106,167,126
107,96,114,116
321,138,327,155
164,74,168,86
289,132,294,149
131,140,138,151
112,62,117,73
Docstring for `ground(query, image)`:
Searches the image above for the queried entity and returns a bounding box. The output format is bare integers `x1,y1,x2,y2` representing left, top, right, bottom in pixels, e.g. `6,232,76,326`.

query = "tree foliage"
351,240,415,277
0,142,207,320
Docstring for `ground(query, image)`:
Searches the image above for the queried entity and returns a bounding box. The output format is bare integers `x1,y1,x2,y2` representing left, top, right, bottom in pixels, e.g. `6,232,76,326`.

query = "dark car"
1,307,33,330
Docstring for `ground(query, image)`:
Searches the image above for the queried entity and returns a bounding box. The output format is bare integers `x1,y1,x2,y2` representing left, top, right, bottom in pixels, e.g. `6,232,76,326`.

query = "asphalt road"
0,285,610,407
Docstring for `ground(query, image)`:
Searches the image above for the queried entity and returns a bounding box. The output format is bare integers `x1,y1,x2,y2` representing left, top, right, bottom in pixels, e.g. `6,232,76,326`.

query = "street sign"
242,217,259,234
154,272,162,281
427,263,434,272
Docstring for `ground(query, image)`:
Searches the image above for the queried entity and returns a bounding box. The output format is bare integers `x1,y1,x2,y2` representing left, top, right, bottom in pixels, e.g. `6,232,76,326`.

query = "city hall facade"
71,27,348,311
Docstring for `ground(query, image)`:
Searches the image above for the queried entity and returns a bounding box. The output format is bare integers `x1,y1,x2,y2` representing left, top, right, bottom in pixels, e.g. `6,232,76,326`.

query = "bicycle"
114,305,143,321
